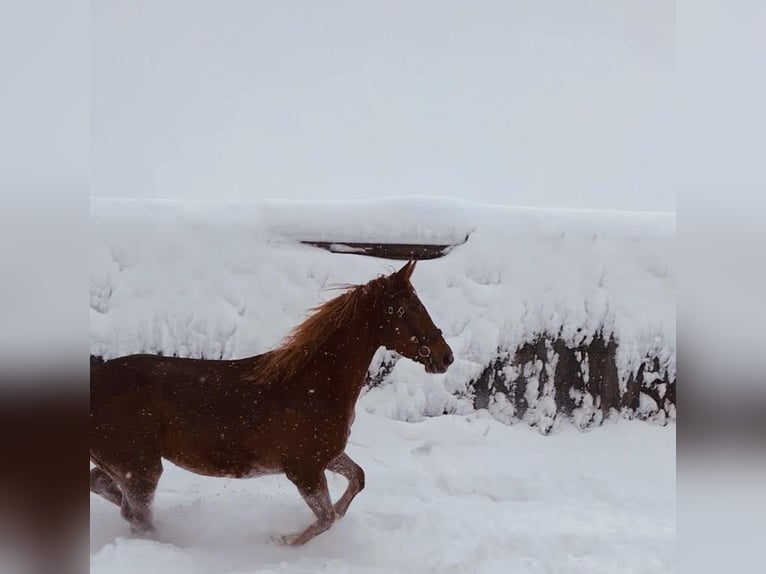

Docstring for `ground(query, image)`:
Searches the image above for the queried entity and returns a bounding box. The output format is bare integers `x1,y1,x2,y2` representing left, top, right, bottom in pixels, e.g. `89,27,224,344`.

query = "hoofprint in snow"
90,197,675,426
90,410,675,574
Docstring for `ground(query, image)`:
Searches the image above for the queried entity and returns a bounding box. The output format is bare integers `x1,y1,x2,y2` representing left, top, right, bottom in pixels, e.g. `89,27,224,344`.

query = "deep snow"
90,410,675,574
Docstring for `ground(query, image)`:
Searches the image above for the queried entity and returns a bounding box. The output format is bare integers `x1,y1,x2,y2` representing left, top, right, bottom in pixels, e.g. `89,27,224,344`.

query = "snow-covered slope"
90,197,675,427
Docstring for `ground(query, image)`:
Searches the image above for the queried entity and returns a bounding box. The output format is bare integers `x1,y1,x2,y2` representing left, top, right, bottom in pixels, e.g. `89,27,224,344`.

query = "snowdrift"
90,197,675,432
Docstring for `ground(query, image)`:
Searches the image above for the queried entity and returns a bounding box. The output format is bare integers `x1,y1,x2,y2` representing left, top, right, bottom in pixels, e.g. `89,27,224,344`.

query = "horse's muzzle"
424,350,454,374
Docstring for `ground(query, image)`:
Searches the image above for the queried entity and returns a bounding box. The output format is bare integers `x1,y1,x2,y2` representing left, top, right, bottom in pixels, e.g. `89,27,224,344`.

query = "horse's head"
379,260,454,374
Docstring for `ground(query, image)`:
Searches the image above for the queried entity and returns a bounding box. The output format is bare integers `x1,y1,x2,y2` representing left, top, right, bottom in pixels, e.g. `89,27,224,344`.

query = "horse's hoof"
273,533,303,546
129,524,157,539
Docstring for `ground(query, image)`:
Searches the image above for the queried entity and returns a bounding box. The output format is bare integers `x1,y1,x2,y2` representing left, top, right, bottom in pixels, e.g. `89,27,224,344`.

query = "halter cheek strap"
386,306,441,358
410,336,432,358
410,328,443,358
387,305,406,318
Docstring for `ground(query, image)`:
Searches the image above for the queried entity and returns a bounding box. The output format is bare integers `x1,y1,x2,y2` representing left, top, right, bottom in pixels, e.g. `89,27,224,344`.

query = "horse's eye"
410,336,418,343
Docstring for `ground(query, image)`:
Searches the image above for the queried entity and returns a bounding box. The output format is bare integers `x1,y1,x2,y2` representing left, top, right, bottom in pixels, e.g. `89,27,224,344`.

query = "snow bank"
90,197,675,428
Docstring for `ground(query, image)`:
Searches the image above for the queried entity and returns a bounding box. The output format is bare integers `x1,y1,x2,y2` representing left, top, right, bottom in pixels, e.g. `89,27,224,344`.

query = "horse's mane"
243,275,390,383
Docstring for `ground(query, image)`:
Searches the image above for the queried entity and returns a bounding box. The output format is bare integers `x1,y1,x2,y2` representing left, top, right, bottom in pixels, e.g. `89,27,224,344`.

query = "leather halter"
386,305,442,358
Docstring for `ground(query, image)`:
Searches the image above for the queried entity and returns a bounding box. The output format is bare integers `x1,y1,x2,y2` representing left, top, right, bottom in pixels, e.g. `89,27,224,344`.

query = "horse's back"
90,355,168,454
90,354,164,408
90,353,264,449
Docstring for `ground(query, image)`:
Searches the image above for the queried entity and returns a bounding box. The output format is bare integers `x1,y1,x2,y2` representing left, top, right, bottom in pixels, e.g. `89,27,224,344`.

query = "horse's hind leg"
327,452,365,517
279,468,336,546
90,466,123,507
116,457,163,535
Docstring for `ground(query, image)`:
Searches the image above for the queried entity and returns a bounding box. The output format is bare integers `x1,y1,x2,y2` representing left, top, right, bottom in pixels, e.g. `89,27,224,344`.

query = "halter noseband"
386,305,442,358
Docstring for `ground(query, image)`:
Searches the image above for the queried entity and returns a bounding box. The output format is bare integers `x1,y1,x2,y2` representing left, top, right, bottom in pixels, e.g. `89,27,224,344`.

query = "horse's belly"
160,429,282,479
163,449,282,479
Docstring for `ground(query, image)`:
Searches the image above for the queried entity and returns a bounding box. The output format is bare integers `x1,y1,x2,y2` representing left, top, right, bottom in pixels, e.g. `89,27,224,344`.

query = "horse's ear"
394,260,417,284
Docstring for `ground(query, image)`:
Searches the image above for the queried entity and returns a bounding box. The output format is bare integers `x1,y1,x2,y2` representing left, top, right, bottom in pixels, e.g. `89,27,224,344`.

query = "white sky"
92,0,674,211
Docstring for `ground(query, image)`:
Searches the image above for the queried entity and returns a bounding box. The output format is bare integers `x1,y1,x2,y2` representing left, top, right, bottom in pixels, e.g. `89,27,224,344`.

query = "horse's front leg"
279,468,335,546
327,451,365,517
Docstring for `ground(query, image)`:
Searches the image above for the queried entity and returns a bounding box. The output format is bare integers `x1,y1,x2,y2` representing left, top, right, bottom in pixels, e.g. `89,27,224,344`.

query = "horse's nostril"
444,352,454,367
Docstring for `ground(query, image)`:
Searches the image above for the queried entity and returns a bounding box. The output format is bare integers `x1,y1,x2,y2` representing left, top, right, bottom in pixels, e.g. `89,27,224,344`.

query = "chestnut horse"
90,260,453,545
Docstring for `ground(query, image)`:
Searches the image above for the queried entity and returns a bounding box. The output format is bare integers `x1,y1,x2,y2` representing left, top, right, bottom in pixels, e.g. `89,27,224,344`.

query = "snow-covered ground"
90,410,675,574
90,197,675,572
90,197,675,425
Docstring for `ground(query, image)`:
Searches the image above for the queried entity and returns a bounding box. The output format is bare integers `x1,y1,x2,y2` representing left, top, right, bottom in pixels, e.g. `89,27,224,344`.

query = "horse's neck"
313,314,381,400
